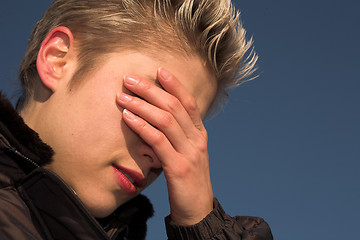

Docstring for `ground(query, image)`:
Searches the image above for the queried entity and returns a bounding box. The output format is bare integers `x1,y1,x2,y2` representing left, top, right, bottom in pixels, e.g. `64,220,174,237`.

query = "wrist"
170,200,213,226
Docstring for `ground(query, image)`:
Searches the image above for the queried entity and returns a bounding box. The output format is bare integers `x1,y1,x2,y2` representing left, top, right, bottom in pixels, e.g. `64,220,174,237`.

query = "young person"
0,0,273,239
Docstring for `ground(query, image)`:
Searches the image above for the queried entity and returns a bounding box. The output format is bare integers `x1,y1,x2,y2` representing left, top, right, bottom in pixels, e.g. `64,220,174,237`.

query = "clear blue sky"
1,1,359,239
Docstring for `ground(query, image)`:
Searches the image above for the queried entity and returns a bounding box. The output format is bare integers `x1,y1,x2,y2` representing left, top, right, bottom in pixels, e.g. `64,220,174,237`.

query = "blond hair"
18,0,257,112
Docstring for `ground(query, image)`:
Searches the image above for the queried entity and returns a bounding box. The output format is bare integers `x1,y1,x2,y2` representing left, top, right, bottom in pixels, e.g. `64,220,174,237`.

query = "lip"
112,164,146,194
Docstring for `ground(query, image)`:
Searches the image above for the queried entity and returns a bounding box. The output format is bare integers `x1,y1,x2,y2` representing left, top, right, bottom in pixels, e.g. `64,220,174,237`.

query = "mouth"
112,164,146,189
117,168,135,184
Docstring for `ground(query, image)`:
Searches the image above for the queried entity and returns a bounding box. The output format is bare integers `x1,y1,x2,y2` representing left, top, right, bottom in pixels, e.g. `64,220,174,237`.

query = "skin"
21,27,217,225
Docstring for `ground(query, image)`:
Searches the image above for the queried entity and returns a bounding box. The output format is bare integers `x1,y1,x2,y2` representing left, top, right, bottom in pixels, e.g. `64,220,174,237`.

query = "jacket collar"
0,91,54,168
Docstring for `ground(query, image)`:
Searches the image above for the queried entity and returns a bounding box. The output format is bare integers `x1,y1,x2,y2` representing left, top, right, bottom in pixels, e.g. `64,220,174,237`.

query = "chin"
85,193,135,218
90,207,117,218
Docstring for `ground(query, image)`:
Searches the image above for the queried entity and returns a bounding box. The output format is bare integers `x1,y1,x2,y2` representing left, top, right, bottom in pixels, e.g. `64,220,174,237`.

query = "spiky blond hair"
18,0,257,112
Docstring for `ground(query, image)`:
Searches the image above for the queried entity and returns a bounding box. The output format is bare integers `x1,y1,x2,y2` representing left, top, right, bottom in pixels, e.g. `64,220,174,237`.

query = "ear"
36,26,75,92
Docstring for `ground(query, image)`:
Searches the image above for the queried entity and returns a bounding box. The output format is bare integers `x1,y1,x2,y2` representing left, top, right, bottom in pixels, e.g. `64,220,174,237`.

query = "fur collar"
0,91,54,166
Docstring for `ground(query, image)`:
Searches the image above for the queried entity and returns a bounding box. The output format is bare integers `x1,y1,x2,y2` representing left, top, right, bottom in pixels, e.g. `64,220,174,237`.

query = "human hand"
116,68,214,225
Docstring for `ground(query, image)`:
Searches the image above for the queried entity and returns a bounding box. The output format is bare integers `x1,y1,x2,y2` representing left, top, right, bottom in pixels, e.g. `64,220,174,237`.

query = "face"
41,51,217,217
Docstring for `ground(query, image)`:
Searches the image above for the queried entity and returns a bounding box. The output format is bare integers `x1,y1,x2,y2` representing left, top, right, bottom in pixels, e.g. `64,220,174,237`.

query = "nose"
139,143,162,169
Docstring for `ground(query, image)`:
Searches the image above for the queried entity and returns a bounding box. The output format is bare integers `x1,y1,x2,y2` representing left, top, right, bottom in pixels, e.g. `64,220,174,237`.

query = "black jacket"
0,92,273,239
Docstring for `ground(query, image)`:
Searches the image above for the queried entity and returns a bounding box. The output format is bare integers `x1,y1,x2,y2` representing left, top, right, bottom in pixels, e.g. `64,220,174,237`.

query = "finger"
117,92,191,153
123,75,199,139
157,68,205,133
121,108,177,165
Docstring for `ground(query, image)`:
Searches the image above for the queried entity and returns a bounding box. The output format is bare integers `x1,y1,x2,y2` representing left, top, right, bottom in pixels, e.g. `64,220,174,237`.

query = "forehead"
106,50,217,118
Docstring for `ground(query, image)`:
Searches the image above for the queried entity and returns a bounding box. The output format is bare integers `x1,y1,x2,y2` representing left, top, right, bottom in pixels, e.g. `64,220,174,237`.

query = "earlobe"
36,26,74,92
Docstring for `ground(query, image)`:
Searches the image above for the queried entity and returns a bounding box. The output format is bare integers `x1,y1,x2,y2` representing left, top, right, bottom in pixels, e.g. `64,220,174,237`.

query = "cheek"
61,92,122,151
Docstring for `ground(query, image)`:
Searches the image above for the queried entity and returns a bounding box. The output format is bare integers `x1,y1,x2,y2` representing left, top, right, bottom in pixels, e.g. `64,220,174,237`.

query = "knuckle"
166,97,182,113
190,151,201,164
194,132,208,152
139,79,151,90
138,120,148,131
150,131,166,145
157,112,174,129
184,96,198,112
197,138,208,152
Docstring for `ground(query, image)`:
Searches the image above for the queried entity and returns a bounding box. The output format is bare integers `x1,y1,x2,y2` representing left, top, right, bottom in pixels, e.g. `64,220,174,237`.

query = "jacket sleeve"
165,198,273,240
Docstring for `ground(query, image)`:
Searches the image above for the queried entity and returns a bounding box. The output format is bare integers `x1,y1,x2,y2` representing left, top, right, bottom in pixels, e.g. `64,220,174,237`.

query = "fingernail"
124,75,139,85
117,92,132,103
123,109,136,120
158,68,171,81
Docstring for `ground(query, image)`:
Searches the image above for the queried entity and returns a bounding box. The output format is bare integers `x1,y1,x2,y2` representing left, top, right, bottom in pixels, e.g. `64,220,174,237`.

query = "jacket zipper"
0,133,40,169
8,147,40,168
